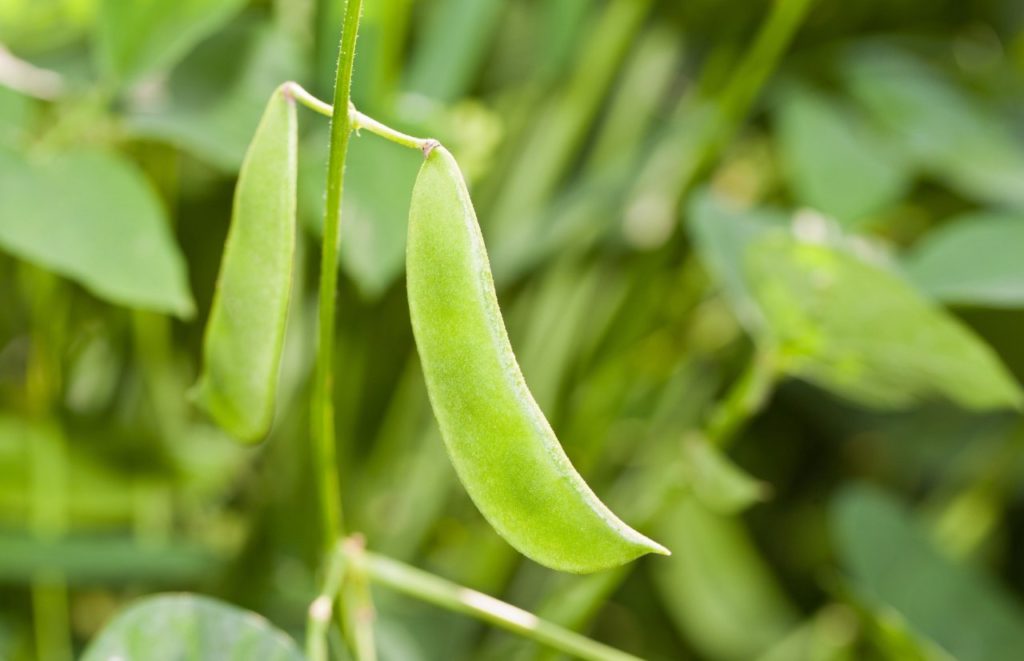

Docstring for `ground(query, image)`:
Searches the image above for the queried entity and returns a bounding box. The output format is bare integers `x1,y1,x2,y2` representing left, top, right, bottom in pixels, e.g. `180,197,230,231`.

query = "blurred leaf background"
2,0,1024,658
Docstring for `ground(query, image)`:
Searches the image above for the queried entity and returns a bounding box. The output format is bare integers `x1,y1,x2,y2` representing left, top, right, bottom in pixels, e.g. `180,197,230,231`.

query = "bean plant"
2,0,1024,659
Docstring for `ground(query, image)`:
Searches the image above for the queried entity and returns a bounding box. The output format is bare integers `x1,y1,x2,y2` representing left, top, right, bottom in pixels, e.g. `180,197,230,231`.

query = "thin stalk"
350,108,439,155
0,44,65,99
360,550,642,661
705,348,779,449
283,81,334,117
282,81,437,154
341,537,377,661
21,267,71,661
312,0,363,557
306,541,348,661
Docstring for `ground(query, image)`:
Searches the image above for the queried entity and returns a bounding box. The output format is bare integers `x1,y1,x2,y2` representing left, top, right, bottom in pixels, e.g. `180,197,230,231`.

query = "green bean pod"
191,85,297,443
406,146,669,573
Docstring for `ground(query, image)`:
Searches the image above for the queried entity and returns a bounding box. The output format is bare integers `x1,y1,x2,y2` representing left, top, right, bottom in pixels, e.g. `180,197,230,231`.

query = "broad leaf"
775,85,910,225
840,44,1024,209
95,0,246,85
833,485,1024,661
745,234,1022,410
82,593,305,661
904,212,1024,308
0,148,194,317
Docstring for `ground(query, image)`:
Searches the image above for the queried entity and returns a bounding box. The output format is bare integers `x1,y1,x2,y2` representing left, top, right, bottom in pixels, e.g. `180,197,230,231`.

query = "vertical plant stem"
313,0,363,554
20,267,71,661
306,541,348,661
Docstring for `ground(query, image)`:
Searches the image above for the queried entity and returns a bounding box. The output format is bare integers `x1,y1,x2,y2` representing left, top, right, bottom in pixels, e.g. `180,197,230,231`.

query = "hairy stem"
312,0,363,557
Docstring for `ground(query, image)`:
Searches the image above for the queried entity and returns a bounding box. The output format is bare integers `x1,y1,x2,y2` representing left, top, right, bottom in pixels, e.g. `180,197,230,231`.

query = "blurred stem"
283,81,437,153
340,536,378,661
306,540,348,661
705,348,779,449
20,267,71,661
629,0,816,221
131,312,185,442
313,0,363,559
0,43,65,99
30,430,70,661
359,549,641,661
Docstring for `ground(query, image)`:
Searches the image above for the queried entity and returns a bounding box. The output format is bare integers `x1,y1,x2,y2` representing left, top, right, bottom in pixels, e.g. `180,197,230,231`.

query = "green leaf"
833,485,1024,661
95,0,246,85
126,24,301,171
775,85,910,225
689,190,1022,410
82,593,305,661
652,493,797,660
680,432,769,514
840,44,1024,209
904,212,1024,308
745,234,1022,410
0,148,194,317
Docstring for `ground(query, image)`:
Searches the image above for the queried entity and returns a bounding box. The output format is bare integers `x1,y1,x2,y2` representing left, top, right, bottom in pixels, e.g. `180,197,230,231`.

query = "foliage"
1,0,1024,659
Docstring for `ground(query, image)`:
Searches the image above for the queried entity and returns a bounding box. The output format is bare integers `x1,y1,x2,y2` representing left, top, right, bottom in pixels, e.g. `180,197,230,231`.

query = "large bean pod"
191,86,297,443
406,146,668,573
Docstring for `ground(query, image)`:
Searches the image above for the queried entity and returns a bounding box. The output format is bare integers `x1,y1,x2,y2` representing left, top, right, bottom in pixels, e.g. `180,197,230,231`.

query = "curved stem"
282,81,334,117
312,0,362,559
0,43,64,99
350,107,439,155
282,81,437,154
359,550,641,661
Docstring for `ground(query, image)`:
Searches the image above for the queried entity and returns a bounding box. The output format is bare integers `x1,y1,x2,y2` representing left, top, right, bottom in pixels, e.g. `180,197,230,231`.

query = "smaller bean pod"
191,85,298,443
